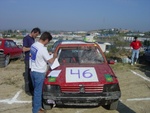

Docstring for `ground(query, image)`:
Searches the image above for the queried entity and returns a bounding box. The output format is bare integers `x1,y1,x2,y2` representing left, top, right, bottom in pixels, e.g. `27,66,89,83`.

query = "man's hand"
53,53,57,58
48,53,57,64
23,47,30,52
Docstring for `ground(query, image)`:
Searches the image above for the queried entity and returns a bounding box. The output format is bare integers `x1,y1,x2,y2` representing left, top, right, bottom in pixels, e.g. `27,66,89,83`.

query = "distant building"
74,31,87,34
124,36,150,42
119,29,129,33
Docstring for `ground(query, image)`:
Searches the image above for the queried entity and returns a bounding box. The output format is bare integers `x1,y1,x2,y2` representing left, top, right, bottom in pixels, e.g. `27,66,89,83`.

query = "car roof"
0,38,13,41
56,40,96,45
50,40,100,53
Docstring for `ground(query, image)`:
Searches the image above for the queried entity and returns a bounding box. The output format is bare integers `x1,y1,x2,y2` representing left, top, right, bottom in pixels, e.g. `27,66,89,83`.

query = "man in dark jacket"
23,27,41,95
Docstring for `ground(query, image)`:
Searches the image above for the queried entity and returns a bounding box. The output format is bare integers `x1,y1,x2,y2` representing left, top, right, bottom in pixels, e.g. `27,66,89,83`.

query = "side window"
9,41,17,48
106,45,111,51
4,41,10,47
49,41,61,52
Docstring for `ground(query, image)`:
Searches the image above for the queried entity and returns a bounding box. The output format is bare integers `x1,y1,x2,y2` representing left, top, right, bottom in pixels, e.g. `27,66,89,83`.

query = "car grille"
61,85,104,93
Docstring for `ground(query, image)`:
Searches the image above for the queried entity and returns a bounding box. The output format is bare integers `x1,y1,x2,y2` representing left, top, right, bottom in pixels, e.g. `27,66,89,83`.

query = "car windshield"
58,46,104,64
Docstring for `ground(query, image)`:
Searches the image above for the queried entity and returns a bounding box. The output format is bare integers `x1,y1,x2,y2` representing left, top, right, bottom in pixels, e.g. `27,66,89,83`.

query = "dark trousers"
24,60,33,95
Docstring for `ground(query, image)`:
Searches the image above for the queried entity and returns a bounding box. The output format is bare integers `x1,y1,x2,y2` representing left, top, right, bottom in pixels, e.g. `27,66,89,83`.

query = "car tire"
0,54,5,68
5,55,10,67
102,100,119,110
42,102,53,110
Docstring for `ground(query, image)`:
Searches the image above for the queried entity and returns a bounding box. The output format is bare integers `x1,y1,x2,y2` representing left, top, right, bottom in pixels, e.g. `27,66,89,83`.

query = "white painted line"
8,90,22,104
13,100,31,103
75,109,87,113
0,99,10,103
130,70,150,82
0,90,31,104
127,97,150,101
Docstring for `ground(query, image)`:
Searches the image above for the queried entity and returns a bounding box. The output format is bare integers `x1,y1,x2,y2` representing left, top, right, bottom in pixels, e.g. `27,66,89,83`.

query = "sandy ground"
0,60,150,113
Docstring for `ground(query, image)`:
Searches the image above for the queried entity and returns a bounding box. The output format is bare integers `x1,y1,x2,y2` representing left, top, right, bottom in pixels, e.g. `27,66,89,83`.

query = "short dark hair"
40,32,52,41
31,27,41,34
134,36,138,39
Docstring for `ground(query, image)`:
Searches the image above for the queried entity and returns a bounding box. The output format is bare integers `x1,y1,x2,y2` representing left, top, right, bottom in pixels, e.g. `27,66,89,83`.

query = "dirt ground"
0,60,150,113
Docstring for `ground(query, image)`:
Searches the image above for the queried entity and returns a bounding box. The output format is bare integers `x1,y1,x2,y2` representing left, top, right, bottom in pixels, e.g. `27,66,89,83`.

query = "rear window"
58,46,104,64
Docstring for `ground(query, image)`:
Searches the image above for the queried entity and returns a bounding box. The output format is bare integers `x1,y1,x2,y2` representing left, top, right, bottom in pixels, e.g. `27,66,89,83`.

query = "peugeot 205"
42,40,121,110
0,38,23,67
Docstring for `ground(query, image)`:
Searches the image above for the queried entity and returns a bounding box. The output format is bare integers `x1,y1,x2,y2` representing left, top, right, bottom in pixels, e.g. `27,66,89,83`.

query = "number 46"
70,69,93,79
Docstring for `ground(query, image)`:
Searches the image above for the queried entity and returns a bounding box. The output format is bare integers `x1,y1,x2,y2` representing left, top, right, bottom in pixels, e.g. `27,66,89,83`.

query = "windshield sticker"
66,67,98,83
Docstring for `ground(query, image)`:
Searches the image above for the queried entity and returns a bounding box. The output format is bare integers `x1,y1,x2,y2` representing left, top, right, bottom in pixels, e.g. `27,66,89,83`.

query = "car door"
4,40,14,58
9,41,21,58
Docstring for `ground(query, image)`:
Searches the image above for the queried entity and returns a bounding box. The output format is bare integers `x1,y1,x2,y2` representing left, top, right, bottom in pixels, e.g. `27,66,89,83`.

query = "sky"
0,0,150,32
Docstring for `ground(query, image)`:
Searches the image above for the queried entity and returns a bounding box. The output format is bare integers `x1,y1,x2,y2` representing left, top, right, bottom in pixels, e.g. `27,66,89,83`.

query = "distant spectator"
130,36,142,65
22,27,41,95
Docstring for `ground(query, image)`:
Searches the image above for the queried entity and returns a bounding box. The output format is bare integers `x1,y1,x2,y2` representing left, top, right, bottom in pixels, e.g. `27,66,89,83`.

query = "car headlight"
103,84,120,92
43,85,61,93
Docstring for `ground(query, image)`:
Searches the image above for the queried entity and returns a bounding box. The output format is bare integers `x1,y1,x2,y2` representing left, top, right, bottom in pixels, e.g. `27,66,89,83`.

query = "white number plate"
66,67,98,83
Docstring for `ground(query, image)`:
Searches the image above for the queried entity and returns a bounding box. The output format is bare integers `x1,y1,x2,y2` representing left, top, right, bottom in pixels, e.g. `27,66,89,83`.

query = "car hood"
45,63,118,86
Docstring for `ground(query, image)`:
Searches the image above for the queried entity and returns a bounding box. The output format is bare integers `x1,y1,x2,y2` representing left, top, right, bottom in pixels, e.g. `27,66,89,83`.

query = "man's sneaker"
135,62,136,64
38,108,46,113
131,63,133,66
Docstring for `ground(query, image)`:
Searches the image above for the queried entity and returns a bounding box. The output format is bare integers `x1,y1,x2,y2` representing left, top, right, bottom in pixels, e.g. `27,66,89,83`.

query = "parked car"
0,49,5,68
0,38,23,67
143,46,150,62
42,40,121,110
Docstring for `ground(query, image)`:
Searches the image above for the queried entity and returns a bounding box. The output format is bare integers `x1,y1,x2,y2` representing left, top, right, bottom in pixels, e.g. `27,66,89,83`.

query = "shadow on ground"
117,101,136,113
137,55,150,78
53,101,136,113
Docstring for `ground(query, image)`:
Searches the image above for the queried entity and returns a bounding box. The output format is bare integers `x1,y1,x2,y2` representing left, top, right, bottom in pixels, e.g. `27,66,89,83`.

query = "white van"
97,42,111,53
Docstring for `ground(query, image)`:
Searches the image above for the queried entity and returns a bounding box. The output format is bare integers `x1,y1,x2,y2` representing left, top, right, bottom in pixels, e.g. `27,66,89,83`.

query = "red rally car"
42,40,121,110
0,38,23,67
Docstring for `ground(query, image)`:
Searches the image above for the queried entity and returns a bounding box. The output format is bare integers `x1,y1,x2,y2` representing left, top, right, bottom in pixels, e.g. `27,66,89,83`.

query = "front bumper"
43,91,121,106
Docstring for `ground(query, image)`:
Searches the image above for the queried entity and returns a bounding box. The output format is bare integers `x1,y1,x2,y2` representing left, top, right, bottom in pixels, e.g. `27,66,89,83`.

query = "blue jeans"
31,71,45,113
131,49,139,63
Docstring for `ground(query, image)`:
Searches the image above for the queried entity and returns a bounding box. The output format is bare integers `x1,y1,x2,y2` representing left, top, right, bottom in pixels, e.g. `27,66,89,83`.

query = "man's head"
39,32,52,46
30,27,41,38
134,36,138,40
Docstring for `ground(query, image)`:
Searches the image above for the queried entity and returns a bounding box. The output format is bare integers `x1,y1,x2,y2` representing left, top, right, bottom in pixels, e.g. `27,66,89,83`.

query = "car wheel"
0,54,5,68
5,55,10,67
102,100,119,110
42,102,53,110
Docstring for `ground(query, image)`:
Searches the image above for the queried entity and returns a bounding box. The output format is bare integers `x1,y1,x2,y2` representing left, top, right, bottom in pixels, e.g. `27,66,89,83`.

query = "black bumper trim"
43,91,121,106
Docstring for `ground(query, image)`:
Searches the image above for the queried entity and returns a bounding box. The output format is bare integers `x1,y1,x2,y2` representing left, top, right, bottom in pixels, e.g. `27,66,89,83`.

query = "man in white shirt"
30,32,57,113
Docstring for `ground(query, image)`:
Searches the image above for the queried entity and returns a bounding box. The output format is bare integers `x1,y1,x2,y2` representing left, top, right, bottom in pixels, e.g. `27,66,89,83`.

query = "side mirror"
107,60,115,64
